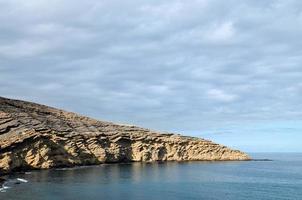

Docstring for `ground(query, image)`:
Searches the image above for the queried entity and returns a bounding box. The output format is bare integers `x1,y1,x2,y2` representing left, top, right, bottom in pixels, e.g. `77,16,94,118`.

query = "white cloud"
0,39,57,58
207,89,238,102
0,0,302,133
206,21,235,43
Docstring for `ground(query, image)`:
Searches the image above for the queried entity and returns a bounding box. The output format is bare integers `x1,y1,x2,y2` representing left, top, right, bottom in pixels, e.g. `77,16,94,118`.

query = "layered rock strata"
0,96,250,173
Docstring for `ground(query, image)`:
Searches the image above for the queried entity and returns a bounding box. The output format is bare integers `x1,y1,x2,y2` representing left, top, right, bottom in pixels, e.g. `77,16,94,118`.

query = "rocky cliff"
0,96,250,174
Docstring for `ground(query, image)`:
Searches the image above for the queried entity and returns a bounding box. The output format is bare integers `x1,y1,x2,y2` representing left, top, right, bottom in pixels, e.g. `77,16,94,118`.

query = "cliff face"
0,96,250,173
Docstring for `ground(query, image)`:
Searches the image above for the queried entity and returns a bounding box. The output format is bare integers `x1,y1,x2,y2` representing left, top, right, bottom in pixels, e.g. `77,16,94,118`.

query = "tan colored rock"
0,96,250,174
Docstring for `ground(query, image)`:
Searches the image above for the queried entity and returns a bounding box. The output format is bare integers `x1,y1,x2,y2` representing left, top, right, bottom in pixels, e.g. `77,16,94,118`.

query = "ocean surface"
0,153,301,200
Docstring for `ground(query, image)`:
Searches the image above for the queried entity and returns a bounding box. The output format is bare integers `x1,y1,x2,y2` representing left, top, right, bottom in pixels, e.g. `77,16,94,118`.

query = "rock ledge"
0,96,250,173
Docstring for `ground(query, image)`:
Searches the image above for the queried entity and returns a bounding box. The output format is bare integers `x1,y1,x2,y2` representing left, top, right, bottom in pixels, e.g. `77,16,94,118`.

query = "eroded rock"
0,96,250,174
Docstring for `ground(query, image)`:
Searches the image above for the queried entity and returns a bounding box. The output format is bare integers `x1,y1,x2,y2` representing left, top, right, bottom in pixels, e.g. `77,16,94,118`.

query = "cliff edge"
0,96,250,173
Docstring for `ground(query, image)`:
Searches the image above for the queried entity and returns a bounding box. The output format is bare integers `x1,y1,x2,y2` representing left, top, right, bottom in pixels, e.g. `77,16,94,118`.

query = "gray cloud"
1,0,302,133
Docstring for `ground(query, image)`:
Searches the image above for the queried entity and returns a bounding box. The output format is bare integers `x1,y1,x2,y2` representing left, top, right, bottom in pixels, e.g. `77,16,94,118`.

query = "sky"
0,0,302,152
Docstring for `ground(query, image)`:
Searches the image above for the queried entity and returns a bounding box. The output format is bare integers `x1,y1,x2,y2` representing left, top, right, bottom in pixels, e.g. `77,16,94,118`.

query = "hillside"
0,96,250,173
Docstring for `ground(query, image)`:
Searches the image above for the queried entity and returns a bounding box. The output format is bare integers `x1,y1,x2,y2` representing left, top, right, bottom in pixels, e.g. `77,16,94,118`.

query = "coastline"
0,157,252,176
0,177,5,185
0,96,250,174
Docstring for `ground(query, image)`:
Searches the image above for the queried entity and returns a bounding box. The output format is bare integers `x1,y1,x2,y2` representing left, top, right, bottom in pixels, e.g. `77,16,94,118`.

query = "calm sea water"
1,153,301,200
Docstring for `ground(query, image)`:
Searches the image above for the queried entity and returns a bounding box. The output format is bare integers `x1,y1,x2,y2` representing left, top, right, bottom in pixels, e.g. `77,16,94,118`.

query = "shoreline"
0,177,6,188
0,158,253,176
0,96,250,173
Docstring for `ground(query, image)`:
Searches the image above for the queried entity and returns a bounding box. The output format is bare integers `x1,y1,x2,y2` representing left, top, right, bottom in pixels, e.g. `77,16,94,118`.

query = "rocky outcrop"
0,96,250,174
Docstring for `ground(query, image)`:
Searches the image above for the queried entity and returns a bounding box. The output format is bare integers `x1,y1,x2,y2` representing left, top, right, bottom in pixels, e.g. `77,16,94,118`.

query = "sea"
0,153,301,200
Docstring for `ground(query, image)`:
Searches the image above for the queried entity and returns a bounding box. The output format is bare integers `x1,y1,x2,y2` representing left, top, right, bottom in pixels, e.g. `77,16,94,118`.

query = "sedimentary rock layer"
0,96,250,173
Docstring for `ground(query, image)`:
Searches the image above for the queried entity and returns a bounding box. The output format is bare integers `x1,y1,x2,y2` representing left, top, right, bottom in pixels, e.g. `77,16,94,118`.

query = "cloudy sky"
1,0,302,152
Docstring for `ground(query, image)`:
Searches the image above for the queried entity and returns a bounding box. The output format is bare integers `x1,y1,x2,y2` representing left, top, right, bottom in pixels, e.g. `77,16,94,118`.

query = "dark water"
1,153,302,200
